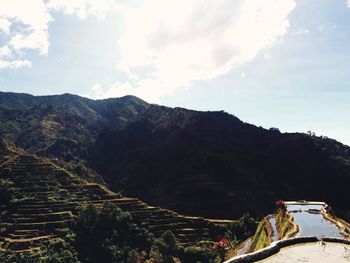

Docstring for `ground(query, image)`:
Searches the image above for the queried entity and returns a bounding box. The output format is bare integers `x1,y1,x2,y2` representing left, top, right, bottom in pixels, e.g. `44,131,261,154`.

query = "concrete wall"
225,237,350,263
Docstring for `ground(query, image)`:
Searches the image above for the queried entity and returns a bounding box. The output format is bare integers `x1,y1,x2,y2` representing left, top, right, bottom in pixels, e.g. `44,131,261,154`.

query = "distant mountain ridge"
0,91,349,220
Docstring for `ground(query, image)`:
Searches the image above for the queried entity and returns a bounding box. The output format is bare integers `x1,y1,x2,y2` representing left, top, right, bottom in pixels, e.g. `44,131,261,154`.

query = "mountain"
0,91,349,220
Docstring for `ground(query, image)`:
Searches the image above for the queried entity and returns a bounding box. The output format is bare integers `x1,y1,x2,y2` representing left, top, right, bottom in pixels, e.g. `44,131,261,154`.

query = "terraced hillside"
0,146,228,254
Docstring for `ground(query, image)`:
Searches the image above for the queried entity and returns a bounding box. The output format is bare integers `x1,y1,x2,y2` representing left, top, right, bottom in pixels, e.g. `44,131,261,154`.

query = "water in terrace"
235,237,252,256
268,216,279,241
229,202,349,263
286,203,344,238
258,242,350,263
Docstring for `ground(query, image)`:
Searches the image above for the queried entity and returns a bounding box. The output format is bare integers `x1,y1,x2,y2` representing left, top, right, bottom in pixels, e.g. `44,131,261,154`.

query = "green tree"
151,231,181,263
72,202,152,263
40,237,80,263
127,249,139,263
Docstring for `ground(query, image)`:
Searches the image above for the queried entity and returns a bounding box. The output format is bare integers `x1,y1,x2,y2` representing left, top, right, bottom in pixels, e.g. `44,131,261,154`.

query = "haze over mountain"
1,91,349,221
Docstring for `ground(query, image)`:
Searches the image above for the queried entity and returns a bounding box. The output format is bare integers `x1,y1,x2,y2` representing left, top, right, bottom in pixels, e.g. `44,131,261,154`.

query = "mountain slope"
0,140,226,253
0,91,349,220
90,107,350,218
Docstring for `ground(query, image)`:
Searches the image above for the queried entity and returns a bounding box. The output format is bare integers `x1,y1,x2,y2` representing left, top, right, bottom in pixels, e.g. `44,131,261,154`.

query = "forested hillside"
0,91,349,220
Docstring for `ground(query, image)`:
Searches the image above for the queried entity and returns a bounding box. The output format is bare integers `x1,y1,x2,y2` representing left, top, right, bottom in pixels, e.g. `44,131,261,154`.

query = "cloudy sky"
0,0,350,145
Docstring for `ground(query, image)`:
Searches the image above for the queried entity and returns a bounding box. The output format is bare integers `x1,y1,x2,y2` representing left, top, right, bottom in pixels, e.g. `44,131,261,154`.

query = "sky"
0,0,350,145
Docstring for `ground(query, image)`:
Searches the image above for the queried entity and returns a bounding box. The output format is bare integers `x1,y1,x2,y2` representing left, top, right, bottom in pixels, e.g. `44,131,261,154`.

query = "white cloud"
0,45,12,57
101,81,135,99
0,0,119,71
293,27,310,35
91,82,102,92
90,82,104,98
113,0,296,102
46,0,121,20
1,0,296,94
348,0,350,7
10,28,50,55
0,59,32,69
264,54,272,61
0,0,52,55
0,18,11,33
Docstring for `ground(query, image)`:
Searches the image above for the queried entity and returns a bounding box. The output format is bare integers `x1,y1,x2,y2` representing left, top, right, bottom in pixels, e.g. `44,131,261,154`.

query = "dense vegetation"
2,202,245,263
0,91,349,220
72,203,152,262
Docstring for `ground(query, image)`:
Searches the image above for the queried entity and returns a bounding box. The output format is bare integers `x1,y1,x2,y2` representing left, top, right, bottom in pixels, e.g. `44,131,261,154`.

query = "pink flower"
212,238,230,251
275,199,285,207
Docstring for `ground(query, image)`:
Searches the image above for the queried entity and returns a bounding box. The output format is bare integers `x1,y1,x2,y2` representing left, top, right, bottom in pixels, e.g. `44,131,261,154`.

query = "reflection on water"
268,217,279,241
236,238,252,255
258,242,350,263
286,204,343,238
287,204,325,211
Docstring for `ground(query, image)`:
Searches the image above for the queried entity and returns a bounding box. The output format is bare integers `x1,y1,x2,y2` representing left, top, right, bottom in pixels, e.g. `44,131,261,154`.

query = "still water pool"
286,203,343,238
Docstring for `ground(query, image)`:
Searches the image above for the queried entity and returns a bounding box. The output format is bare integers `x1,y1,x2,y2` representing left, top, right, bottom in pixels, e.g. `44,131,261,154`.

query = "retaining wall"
225,236,350,263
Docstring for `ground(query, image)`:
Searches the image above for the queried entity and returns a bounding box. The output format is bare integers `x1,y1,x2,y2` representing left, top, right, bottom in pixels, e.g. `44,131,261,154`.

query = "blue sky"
0,0,350,145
